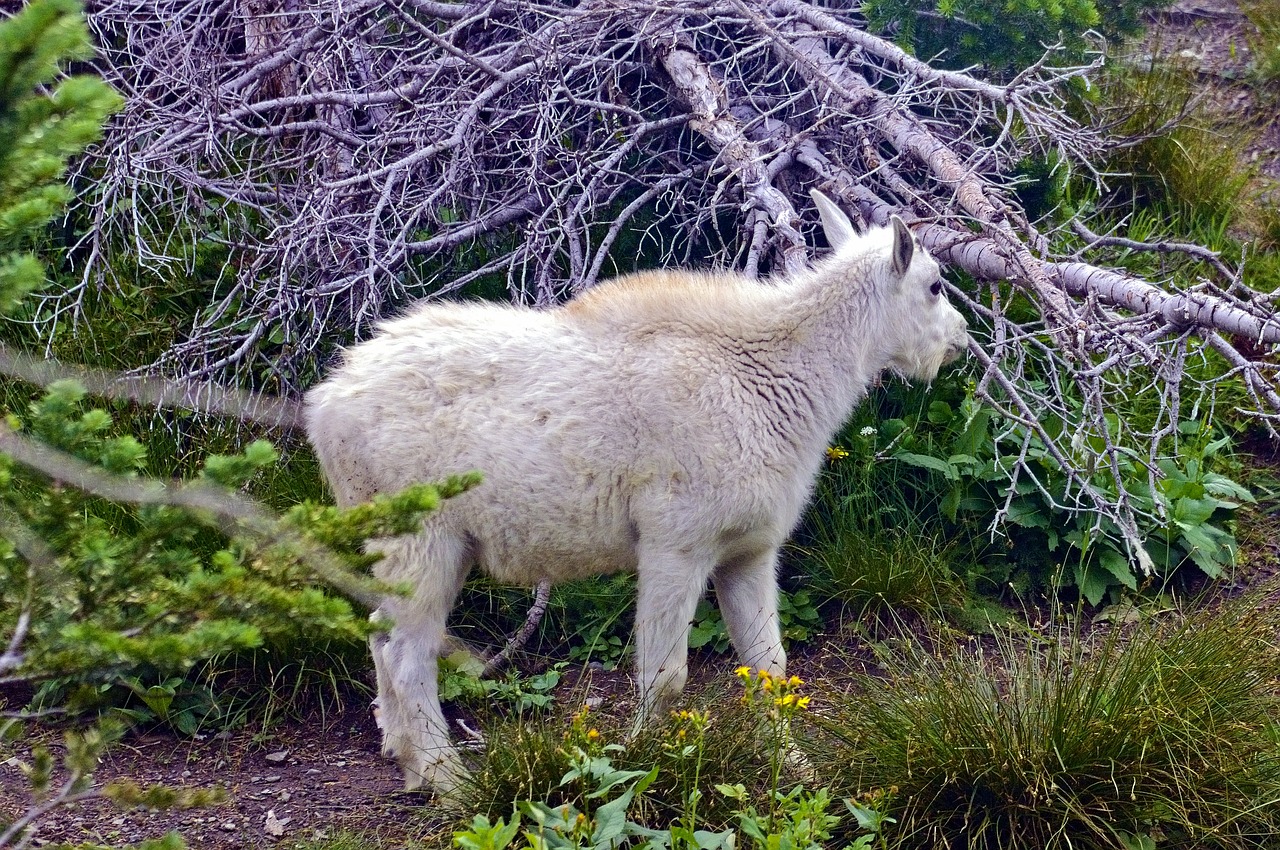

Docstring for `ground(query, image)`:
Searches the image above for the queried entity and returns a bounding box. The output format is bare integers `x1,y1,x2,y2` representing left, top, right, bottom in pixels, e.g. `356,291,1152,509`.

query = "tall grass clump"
813,593,1280,849
800,516,965,627
1241,0,1280,89
1098,58,1255,230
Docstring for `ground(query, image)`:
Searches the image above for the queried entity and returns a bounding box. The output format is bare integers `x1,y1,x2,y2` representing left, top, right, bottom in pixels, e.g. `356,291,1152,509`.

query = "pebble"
265,750,290,763
264,774,282,782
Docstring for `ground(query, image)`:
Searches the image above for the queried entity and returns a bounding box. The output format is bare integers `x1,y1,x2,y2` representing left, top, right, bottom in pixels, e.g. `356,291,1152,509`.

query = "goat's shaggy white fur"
303,191,969,800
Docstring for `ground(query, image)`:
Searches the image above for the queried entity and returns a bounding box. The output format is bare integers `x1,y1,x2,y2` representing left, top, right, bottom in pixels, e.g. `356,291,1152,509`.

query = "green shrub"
462,673,885,850
813,593,1280,849
861,0,1169,76
465,684,780,831
3,380,477,709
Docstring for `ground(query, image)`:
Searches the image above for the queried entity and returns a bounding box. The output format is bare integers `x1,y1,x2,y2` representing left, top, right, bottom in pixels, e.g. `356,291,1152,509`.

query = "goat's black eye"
930,281,943,296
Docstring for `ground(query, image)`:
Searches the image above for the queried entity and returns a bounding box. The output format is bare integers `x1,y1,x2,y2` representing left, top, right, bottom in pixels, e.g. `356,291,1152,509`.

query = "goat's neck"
769,269,892,437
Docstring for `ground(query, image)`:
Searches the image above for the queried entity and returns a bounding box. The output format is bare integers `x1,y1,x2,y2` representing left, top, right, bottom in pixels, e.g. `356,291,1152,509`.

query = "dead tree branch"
31,0,1279,571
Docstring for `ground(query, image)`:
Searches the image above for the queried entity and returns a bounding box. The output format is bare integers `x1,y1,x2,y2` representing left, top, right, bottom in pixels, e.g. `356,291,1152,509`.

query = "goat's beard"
888,346,952,383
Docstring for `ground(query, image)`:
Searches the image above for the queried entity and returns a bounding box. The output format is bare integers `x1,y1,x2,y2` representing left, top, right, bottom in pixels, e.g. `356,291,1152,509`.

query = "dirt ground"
3,2,1279,847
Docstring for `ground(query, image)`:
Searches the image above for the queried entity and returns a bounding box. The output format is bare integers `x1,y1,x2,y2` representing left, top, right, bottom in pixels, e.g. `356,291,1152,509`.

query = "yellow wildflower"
587,728,600,740
734,665,751,679
826,445,850,461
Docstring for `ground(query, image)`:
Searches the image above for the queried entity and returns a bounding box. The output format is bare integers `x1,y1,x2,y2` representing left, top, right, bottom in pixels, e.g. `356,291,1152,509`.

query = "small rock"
279,790,292,802
180,770,191,778
265,750,290,763
306,768,322,775
220,821,238,832
584,696,604,708
332,760,347,767
264,809,292,837
263,774,282,782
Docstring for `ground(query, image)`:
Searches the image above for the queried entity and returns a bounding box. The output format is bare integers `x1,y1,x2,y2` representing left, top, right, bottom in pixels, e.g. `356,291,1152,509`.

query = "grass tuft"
796,523,966,629
1099,57,1257,229
1241,0,1280,87
811,590,1280,849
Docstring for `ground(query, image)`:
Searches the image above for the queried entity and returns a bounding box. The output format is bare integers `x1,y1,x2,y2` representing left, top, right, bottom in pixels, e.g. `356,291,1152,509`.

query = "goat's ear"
811,189,857,250
890,215,914,275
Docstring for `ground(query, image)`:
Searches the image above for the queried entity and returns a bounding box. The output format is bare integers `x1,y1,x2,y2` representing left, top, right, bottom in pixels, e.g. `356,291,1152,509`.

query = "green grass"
1098,57,1257,229
810,590,1280,849
1241,0,1280,87
795,522,966,628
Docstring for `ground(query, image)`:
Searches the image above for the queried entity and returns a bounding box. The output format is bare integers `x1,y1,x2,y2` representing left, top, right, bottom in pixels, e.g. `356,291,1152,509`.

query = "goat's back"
305,287,820,584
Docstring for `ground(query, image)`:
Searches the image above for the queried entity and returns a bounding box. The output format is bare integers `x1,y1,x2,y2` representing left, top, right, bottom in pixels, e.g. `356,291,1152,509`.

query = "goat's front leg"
712,547,786,678
632,547,711,733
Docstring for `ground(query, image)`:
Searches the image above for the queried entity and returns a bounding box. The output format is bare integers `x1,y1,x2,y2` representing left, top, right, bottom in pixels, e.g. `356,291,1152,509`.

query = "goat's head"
812,189,969,382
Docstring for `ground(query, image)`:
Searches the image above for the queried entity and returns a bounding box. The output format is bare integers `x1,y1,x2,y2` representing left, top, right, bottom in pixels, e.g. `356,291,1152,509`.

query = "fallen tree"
24,0,1280,573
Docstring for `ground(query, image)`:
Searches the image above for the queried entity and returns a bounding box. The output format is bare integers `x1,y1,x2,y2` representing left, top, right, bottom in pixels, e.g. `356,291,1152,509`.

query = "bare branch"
0,343,302,429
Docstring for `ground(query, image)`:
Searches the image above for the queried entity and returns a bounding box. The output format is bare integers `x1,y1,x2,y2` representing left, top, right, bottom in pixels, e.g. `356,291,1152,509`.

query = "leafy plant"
551,576,636,671
688,590,823,655
918,392,1250,603
728,784,843,850
458,677,889,850
816,374,1252,606
440,654,565,715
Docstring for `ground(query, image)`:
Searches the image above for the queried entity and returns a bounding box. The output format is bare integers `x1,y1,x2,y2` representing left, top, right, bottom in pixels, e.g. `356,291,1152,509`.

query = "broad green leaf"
893,451,957,479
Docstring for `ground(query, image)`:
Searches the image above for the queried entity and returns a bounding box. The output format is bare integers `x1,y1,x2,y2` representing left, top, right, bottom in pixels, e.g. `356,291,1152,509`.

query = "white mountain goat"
303,190,969,799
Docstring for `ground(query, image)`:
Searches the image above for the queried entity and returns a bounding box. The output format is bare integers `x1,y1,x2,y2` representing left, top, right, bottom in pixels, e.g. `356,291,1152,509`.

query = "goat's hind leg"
368,610,404,759
369,530,470,800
